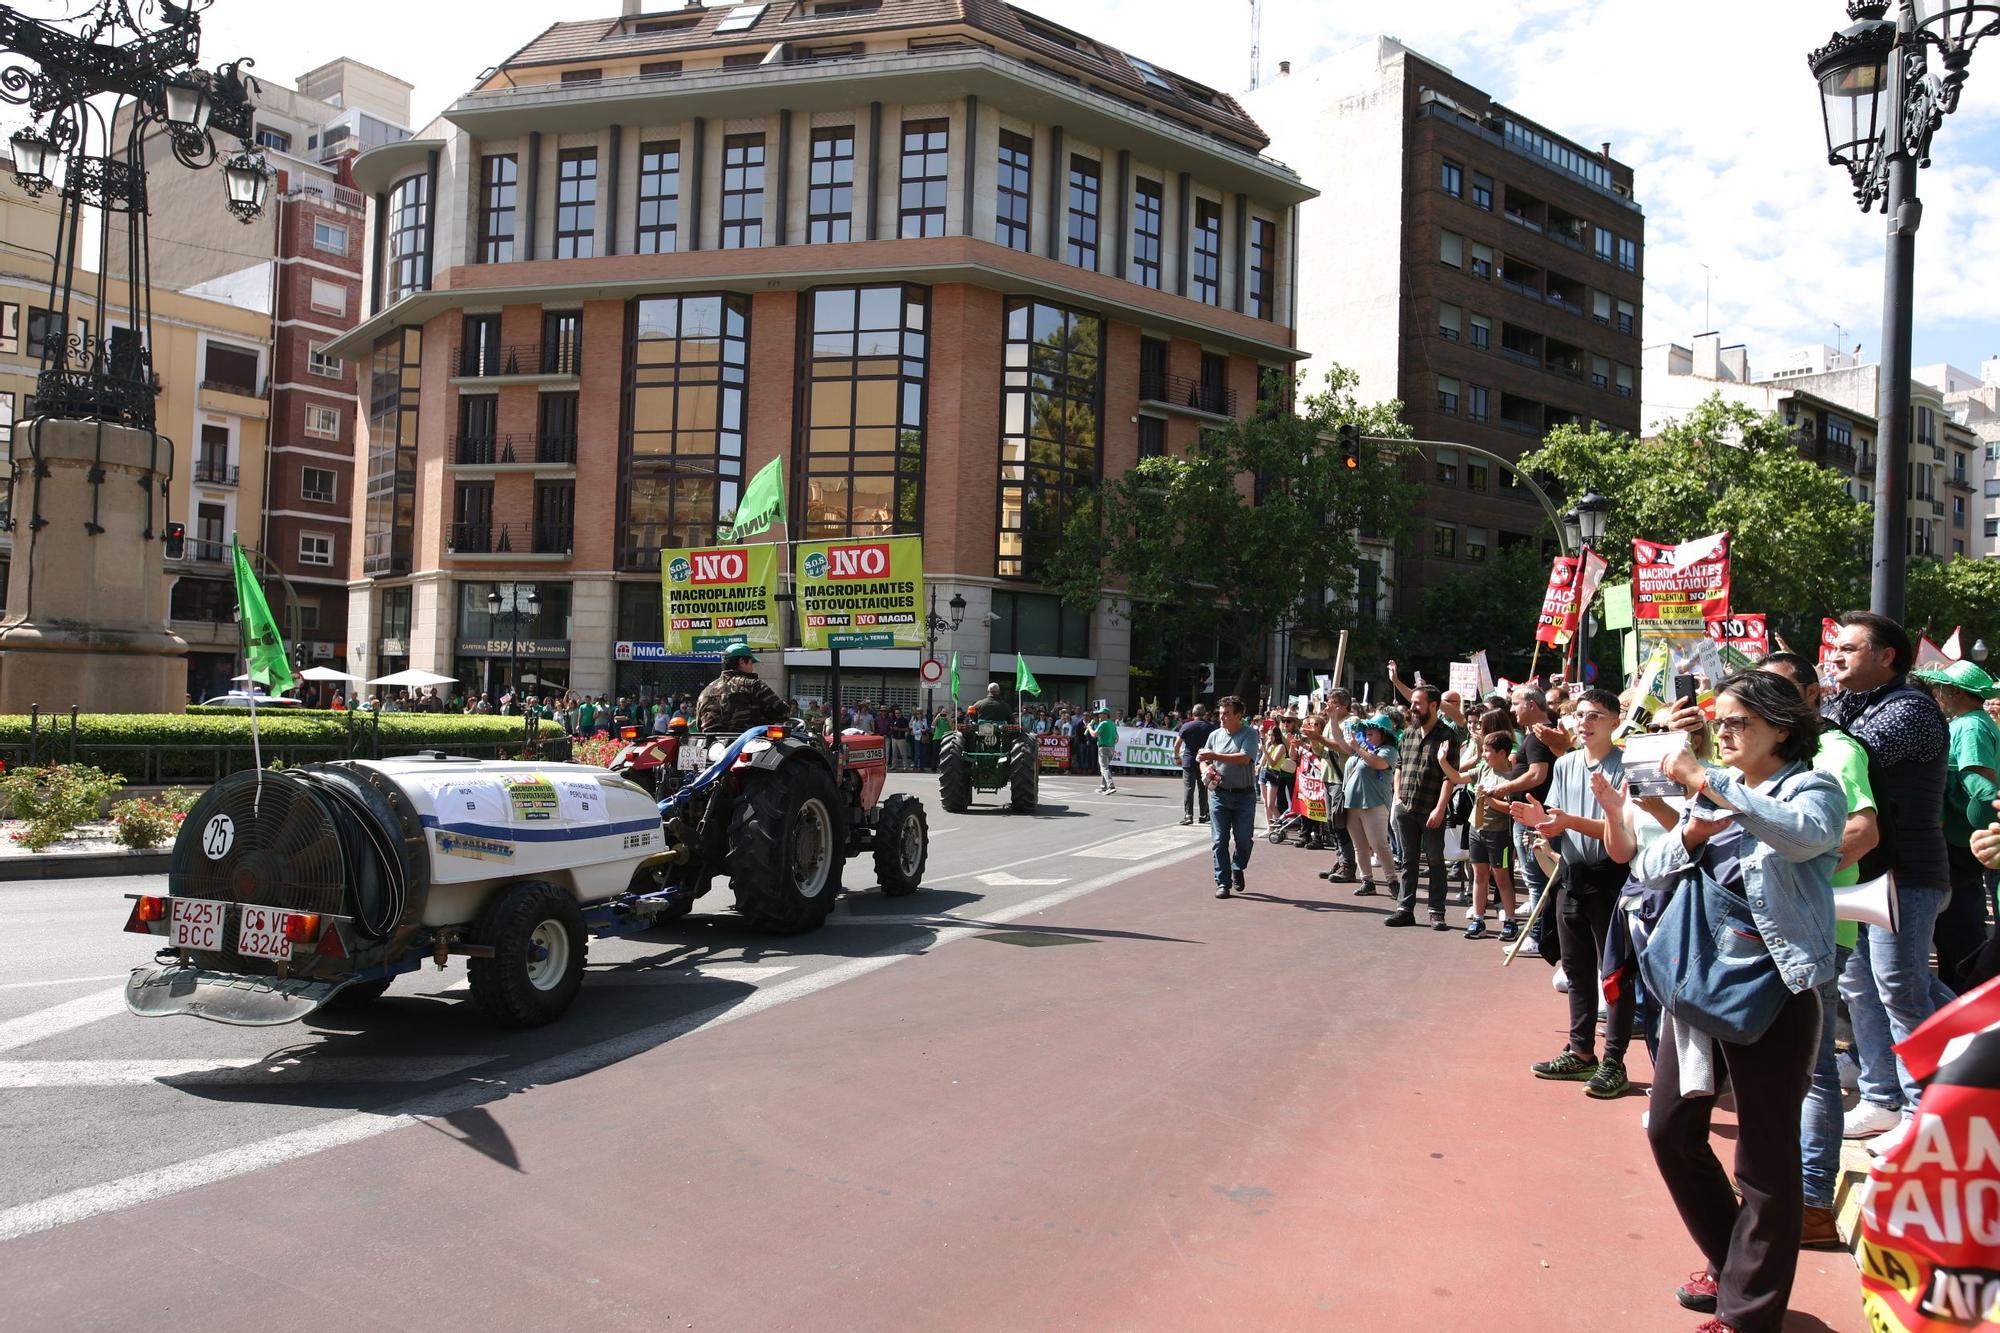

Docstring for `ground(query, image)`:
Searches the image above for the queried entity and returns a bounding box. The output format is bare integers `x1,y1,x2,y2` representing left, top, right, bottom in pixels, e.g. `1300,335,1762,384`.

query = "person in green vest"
1094,708,1122,794
576,697,595,736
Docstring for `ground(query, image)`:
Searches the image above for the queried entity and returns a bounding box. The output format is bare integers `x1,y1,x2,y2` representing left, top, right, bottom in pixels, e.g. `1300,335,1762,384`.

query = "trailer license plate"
236,906,293,962
680,745,706,772
170,899,227,951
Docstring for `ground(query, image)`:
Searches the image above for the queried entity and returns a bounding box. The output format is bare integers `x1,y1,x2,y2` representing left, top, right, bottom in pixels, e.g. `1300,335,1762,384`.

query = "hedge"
0,714,531,747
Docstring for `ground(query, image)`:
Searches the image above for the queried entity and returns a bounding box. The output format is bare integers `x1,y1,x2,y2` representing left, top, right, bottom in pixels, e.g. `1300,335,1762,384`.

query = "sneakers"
1866,1113,1914,1157
1179,816,1193,826
1430,916,1451,932
1584,1057,1630,1099
1532,1050,1599,1081
1233,870,1245,893
1552,970,1571,994
1383,910,1416,927
1354,882,1379,896
1214,882,1231,899
1692,1320,1742,1333
1498,921,1521,943
1464,919,1488,940
1842,1101,1903,1139
1801,1204,1843,1249
1676,1270,1719,1312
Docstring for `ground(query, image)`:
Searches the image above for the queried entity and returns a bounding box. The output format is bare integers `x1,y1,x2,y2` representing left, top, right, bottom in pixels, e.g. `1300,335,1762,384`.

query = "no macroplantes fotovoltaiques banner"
1633,532,1732,632
796,535,924,650
660,544,781,655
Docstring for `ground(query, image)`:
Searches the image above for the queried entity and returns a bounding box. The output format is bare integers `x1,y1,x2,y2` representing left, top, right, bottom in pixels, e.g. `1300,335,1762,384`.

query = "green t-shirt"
1816,730,1876,948
1095,719,1119,748
1943,710,2000,845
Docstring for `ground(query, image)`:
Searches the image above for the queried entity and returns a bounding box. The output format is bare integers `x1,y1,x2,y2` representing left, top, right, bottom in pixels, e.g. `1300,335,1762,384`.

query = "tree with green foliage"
1378,540,1551,684
1045,366,1415,701
1907,558,2000,648
1518,394,1871,649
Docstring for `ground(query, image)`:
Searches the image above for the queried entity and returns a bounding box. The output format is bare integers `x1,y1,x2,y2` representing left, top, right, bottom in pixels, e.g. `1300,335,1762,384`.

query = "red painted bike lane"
0,841,1861,1331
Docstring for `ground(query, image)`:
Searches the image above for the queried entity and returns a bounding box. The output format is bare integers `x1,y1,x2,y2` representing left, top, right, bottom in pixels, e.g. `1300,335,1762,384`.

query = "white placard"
201,814,235,860
425,778,509,825
557,778,609,824
1622,729,1690,799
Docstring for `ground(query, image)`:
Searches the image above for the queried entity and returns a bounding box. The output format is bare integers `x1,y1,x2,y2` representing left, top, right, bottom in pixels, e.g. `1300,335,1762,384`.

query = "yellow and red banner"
1633,533,1731,632
796,535,924,650
661,543,781,654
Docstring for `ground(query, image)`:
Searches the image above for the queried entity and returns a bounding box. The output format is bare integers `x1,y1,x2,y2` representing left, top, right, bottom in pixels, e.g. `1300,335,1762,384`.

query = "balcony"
186,539,227,563
199,378,261,398
1139,369,1236,419
447,522,574,560
193,458,239,486
1499,347,1541,369
453,341,582,382
449,432,579,469
1496,417,1544,437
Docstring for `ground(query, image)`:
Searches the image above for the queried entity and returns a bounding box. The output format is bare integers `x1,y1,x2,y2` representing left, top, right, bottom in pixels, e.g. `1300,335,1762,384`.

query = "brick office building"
1252,39,1644,622
329,0,1311,713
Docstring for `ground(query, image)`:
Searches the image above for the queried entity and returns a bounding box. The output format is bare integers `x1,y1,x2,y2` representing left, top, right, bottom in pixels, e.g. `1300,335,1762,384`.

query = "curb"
0,849,169,881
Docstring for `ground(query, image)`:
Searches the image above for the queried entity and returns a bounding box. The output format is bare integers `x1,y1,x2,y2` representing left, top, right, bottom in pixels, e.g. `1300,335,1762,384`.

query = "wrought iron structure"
1809,0,1998,619
0,0,271,432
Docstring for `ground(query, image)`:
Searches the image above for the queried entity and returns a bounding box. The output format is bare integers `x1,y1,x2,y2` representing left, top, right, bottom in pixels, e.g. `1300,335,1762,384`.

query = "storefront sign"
613,641,719,664
662,543,781,654
455,638,569,658
796,535,924,650
1038,733,1071,771
1633,532,1731,631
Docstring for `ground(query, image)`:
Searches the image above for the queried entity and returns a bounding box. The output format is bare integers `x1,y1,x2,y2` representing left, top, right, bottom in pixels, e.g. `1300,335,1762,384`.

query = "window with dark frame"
543,311,581,376
991,590,1089,659
1248,216,1277,320
539,392,579,463
535,480,576,553
478,153,516,263
998,299,1101,578
897,119,948,239
555,148,597,259
454,481,494,553
386,173,429,300
807,127,855,244
996,130,1032,252
636,140,681,254
798,284,929,541
1065,154,1100,270
1130,177,1163,288
720,133,765,249
301,466,336,503
363,327,421,577
1191,198,1221,305
1137,415,1165,458
621,294,750,569
1441,159,1463,196
641,61,683,79
560,68,603,84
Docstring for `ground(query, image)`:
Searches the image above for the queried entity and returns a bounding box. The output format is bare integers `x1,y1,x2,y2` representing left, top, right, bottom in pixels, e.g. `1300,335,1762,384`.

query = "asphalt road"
0,771,1212,1237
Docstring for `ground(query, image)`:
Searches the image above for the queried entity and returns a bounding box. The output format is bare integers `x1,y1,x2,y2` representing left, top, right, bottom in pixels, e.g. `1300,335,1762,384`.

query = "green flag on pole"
949,650,960,704
231,537,294,694
718,455,786,542
1015,652,1042,697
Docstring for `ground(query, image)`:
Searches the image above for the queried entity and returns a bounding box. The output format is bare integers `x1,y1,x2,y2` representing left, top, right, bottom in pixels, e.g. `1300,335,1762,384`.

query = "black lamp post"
1810,0,1998,622
486,584,540,727
1570,491,1610,683
923,586,966,749
0,1,270,432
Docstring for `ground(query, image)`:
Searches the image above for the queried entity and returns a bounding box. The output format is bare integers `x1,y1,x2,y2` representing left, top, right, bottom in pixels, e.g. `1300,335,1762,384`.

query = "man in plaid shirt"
1385,684,1459,929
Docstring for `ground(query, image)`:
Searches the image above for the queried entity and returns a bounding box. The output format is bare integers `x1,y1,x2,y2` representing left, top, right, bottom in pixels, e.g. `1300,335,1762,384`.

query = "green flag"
719,456,786,542
949,650,960,704
231,537,294,694
1015,652,1042,697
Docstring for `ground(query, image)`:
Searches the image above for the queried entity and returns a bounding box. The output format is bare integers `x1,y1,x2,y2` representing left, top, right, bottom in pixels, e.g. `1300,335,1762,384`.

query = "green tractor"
937,717,1038,814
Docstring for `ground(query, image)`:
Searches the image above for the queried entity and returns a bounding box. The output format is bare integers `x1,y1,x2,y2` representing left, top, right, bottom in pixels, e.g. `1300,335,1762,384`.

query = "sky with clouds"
196,0,2000,379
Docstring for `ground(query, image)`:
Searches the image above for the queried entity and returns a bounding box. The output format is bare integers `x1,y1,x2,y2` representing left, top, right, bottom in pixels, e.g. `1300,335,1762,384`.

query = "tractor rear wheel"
728,759,845,933
938,733,972,813
872,793,928,896
1008,737,1039,814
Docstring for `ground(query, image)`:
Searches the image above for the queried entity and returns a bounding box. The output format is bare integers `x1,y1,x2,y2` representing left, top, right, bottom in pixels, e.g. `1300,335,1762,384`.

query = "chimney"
1692,331,1722,381
1600,141,1612,160
1719,345,1748,383
623,0,642,12
1279,60,1291,77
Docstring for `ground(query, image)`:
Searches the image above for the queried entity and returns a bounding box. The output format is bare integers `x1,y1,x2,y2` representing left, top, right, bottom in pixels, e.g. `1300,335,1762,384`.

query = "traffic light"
1338,423,1361,469
163,520,185,559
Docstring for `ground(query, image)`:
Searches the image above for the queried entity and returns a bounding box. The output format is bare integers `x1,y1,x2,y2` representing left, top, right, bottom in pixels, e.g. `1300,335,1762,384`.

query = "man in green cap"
1912,657,2000,991
695,640,790,733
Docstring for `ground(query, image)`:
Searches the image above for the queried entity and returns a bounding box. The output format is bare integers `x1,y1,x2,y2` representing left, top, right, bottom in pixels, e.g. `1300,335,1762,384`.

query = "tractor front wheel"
938,733,972,813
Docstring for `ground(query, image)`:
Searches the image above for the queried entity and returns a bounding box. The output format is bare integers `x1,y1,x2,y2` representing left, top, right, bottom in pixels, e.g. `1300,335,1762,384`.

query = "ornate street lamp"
1573,490,1611,547
222,147,272,223
1565,492,1610,685
1560,507,1582,554
921,587,966,758
1810,0,1994,620
1973,637,1989,662
7,123,51,194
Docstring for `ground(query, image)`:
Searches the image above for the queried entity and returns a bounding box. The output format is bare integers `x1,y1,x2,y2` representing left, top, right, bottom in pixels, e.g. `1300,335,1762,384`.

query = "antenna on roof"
1248,0,1262,90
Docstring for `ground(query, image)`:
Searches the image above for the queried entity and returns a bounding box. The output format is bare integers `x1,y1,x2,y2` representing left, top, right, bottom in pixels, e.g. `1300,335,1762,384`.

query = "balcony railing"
449,522,574,555
1496,417,1543,437
199,378,261,398
452,433,579,465
1139,369,1236,418
456,341,582,378
1499,347,1541,368
1548,229,1585,252
187,539,226,563
1499,276,1539,298
193,458,239,486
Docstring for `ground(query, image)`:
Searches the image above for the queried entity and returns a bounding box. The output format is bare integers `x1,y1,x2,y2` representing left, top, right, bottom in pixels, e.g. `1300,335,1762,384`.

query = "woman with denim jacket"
1617,670,1844,1333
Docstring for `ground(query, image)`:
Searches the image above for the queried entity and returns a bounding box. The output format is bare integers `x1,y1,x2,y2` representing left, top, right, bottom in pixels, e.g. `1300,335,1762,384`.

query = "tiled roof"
498,0,1267,148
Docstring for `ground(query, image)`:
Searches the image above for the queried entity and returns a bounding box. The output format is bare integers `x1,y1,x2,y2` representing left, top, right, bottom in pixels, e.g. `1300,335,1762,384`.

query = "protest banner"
1107,725,1181,771
796,535,924,650
1293,753,1328,823
1038,733,1071,772
661,543,781,654
1535,555,1582,645
1472,649,1495,698
1705,613,1770,659
1819,618,1841,682
1448,661,1481,699
1632,532,1731,631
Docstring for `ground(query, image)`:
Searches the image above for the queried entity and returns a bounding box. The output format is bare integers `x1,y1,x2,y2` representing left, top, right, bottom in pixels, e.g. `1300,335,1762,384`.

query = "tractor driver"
695,641,790,733
970,681,1011,724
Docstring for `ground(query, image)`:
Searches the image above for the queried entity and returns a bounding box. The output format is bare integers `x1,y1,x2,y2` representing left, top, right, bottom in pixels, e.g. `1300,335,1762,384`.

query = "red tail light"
282,912,322,943
766,725,785,740
124,895,170,934
621,726,639,740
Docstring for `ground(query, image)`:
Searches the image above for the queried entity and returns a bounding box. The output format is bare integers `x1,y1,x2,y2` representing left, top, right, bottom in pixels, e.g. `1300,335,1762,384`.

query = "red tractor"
609,716,929,933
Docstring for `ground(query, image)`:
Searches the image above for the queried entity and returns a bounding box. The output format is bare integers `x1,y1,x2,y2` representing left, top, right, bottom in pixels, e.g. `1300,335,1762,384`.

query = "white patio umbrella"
299,666,363,682
366,668,459,688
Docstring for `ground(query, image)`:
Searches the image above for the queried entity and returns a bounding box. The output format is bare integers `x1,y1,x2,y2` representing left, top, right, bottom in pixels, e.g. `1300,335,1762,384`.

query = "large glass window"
998,299,1101,578
992,589,1089,658
807,127,855,244
478,153,516,263
363,327,421,576
721,133,765,249
1191,198,1221,305
1065,155,1100,270
1248,215,1277,320
799,284,927,541
898,119,948,239
996,130,1032,252
621,294,750,569
1130,177,1162,288
386,173,428,300
635,140,681,254
556,148,597,259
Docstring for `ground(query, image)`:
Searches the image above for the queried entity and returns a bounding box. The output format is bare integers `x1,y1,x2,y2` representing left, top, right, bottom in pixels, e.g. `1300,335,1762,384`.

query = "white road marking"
975,871,1069,887
0,973,131,992
0,988,129,1055
0,837,1212,1243
1074,829,1206,861
0,1055,495,1089
921,819,1196,887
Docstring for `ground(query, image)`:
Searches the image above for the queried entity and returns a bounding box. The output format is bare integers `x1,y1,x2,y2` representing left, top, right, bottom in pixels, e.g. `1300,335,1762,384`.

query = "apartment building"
326,0,1311,712
1915,358,2000,559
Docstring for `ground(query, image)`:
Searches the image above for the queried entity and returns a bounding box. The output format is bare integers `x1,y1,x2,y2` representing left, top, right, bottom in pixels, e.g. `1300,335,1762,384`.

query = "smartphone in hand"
1674,674,1698,707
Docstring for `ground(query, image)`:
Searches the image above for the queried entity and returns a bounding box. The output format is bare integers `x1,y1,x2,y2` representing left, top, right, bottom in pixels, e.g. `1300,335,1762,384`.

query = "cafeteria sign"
796,535,924,650
661,543,780,655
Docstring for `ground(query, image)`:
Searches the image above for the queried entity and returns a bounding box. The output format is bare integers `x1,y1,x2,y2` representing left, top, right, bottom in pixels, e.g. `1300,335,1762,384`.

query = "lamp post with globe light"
1808,0,1998,620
